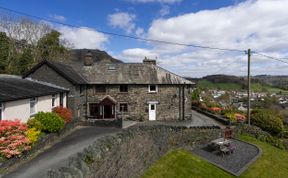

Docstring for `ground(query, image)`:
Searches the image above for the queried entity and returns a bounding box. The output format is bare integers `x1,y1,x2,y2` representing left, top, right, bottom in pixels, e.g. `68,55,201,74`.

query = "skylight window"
107,64,116,70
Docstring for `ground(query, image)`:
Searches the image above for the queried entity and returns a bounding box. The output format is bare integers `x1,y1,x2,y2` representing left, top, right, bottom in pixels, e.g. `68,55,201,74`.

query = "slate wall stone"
46,125,221,178
26,64,83,118
85,84,192,121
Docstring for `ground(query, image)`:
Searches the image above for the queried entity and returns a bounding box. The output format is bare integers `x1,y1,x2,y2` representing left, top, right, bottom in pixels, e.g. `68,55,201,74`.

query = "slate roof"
0,75,68,102
24,49,193,85
40,60,193,85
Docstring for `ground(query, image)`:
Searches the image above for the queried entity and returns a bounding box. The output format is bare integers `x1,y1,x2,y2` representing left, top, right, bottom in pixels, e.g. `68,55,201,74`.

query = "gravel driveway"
3,126,121,178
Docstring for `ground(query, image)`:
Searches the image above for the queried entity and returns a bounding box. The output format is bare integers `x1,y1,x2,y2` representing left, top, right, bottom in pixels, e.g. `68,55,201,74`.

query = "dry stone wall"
46,125,221,178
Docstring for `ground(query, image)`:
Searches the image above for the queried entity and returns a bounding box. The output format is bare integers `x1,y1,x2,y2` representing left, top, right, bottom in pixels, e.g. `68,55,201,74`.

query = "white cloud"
126,0,182,4
107,12,136,34
49,14,66,22
148,0,288,52
135,27,145,38
159,5,170,16
120,0,288,77
121,48,158,62
58,26,108,49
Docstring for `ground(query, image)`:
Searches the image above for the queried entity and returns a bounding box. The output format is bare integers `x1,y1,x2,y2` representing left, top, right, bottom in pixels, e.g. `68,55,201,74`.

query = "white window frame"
52,94,57,107
119,103,128,113
0,103,3,120
30,98,37,116
148,85,158,93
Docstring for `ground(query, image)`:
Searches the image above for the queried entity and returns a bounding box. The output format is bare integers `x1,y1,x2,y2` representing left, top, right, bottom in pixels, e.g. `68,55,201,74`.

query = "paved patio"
136,110,224,128
192,139,261,176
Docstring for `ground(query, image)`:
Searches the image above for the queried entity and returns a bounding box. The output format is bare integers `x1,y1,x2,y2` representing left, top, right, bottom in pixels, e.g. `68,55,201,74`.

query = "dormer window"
107,64,116,70
148,85,158,93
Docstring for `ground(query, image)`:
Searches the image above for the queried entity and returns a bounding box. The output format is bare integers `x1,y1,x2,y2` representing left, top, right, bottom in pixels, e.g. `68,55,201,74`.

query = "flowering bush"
27,117,42,130
52,106,72,123
34,112,64,133
0,120,31,158
209,107,222,113
26,128,41,144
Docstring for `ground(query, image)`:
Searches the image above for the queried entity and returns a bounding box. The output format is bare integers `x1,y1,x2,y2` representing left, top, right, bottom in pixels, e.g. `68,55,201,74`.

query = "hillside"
253,75,288,90
187,75,288,93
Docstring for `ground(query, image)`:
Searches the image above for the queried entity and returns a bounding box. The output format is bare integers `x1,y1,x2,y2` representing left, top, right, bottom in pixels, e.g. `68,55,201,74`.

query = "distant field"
197,79,243,90
197,79,288,94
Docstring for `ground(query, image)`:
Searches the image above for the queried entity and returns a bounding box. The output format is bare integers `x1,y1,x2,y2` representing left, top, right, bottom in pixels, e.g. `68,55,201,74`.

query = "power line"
252,51,288,65
0,6,246,53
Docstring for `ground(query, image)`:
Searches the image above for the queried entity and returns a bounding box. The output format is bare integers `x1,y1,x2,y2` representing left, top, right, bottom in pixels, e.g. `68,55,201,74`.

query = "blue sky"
0,0,288,77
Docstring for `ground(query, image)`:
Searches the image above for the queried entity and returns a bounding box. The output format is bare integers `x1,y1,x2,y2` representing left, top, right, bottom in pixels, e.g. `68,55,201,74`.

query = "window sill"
30,113,37,117
148,91,157,93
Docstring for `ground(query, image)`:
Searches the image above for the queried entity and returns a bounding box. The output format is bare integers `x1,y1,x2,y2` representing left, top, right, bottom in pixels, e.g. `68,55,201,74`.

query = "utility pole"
247,49,251,126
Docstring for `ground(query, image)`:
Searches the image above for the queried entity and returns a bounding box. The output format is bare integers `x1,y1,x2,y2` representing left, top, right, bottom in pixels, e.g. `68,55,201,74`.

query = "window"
119,103,128,113
52,94,57,107
30,98,37,115
89,103,99,117
0,103,3,120
95,85,106,93
60,93,64,107
150,104,155,110
120,85,128,92
80,85,85,95
148,85,158,93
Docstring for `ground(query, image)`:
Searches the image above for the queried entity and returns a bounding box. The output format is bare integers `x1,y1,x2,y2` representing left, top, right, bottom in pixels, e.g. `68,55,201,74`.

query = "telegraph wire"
1,6,288,66
252,51,288,65
0,6,246,53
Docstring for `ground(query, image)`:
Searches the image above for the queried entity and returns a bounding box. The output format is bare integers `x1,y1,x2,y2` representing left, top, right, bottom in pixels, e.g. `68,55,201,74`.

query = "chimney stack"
143,57,156,65
84,51,93,66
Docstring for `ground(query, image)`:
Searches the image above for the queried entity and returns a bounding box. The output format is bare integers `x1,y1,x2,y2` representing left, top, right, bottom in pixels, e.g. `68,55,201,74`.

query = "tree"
36,30,67,61
191,88,200,101
0,32,10,73
15,47,34,75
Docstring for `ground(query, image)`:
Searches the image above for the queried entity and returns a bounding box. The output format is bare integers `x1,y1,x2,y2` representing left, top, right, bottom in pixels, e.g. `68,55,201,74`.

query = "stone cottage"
24,49,194,121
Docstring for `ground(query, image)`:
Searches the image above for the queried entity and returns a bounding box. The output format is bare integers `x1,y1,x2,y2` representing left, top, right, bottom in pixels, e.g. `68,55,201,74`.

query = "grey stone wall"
86,84,192,121
26,64,83,118
46,125,221,178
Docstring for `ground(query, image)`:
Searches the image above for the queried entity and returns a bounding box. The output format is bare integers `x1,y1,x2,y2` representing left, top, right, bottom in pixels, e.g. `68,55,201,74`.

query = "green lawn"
142,135,288,178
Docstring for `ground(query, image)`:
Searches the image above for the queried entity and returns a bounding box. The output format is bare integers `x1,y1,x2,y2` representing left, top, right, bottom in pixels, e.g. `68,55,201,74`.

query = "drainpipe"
85,84,88,120
182,83,185,120
178,85,181,120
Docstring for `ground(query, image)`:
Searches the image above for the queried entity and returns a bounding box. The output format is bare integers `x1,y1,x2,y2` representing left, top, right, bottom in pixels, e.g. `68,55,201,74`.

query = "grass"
198,80,243,91
142,135,288,178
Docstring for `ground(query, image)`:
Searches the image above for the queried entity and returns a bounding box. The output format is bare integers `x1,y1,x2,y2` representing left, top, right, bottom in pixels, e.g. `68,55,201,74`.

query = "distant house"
24,49,194,121
0,75,68,122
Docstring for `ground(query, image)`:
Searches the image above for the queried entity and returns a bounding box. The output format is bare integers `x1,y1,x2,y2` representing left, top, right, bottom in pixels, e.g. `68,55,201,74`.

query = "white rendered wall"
2,94,65,123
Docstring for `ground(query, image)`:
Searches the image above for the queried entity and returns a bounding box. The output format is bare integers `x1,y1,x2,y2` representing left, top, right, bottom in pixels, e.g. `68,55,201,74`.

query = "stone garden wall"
46,125,222,178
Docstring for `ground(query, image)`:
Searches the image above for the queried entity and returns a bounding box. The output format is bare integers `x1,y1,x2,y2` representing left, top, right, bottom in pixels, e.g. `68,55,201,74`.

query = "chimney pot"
143,57,156,65
84,51,93,66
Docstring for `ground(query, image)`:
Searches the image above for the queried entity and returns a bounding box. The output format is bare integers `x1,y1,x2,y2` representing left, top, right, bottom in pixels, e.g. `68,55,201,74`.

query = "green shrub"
34,112,65,133
26,128,41,144
237,124,285,150
251,109,284,135
27,117,42,130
